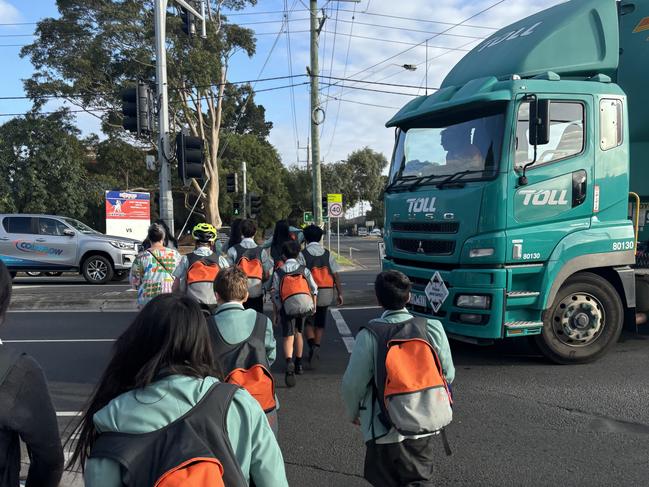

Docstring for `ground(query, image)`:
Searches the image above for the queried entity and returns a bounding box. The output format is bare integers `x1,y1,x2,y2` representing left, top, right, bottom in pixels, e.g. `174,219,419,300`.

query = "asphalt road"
5,302,649,486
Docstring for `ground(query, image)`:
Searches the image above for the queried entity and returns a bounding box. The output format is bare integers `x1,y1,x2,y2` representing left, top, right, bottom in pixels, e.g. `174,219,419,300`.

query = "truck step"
505,321,544,330
506,291,540,298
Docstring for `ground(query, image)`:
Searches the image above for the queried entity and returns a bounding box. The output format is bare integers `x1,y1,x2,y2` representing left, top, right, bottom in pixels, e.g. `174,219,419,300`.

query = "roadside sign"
327,193,343,204
329,202,343,218
425,271,449,313
378,242,385,269
304,211,313,223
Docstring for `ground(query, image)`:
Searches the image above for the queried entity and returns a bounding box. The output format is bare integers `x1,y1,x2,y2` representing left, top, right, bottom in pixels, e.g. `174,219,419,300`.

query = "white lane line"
337,305,380,311
56,411,82,417
330,307,355,354
3,339,116,343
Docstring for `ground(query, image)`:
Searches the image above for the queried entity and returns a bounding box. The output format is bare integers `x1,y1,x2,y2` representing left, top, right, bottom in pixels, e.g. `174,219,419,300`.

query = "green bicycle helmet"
192,222,217,243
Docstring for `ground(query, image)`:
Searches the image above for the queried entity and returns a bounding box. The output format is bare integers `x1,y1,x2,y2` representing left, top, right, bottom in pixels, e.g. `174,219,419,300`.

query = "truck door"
37,217,78,268
506,96,593,263
0,216,38,269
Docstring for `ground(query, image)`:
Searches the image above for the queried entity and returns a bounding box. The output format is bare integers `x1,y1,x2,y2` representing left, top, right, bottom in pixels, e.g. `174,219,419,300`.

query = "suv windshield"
62,217,98,234
388,105,506,189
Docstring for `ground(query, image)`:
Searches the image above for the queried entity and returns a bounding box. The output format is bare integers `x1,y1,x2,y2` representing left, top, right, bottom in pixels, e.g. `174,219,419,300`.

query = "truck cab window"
515,101,584,169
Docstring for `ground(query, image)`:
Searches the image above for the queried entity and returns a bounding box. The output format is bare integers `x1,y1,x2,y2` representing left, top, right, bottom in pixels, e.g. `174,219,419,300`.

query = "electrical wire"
284,0,300,164
337,8,499,30
319,30,474,49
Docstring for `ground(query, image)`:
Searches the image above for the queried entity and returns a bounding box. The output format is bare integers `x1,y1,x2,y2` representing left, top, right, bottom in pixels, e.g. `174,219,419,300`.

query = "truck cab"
382,0,647,363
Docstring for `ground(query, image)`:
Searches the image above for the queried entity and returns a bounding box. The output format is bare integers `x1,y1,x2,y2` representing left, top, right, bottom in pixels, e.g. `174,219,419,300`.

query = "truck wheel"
9,271,16,279
82,255,114,284
536,272,623,364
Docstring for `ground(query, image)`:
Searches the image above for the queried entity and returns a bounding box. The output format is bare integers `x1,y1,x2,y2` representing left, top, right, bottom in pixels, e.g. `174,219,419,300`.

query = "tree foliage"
21,0,258,228
0,112,90,218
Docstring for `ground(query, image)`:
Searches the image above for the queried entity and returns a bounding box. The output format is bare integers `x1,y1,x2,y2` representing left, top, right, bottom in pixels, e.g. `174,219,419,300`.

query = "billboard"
106,191,150,240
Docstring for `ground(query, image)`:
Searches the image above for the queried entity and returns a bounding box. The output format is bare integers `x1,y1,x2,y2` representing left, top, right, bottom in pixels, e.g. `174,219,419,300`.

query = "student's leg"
308,307,327,368
294,318,304,374
364,441,401,487
394,436,436,486
281,311,297,387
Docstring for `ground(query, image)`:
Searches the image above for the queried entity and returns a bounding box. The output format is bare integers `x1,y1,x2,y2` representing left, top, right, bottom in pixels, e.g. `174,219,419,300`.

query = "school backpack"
88,382,247,487
234,245,264,298
362,317,453,441
210,311,276,415
302,249,335,307
185,252,221,306
277,266,315,318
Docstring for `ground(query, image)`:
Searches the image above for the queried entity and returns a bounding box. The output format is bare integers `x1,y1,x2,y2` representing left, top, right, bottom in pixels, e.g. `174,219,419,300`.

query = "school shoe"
296,363,304,375
309,346,320,370
285,362,296,387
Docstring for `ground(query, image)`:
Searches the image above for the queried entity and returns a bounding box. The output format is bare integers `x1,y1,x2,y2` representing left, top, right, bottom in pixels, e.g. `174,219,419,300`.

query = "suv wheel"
82,255,114,284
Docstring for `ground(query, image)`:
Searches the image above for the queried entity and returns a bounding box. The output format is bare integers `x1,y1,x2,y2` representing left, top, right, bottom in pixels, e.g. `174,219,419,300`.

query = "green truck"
382,0,649,363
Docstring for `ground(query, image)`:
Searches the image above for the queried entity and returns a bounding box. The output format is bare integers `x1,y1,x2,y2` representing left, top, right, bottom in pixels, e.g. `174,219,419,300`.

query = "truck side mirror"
528,99,550,146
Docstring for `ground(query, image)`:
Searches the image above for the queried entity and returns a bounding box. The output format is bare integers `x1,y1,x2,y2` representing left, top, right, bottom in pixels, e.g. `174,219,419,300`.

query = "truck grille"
391,222,459,233
393,238,455,256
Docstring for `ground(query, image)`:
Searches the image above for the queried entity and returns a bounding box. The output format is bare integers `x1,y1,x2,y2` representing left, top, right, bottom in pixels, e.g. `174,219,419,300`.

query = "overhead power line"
319,29,473,50
337,8,499,30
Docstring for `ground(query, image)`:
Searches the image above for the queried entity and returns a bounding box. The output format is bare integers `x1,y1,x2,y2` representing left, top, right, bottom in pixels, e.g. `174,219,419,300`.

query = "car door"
506,96,593,264
0,216,39,269
37,217,79,268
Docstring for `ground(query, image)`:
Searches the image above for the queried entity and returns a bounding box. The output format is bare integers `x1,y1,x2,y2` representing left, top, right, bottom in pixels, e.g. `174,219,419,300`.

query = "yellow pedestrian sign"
327,193,342,204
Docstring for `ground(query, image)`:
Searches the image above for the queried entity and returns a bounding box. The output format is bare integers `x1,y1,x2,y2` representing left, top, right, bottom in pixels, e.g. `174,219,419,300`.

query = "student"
272,240,317,387
172,222,229,309
0,261,64,487
341,270,455,487
268,220,293,269
130,223,182,308
68,294,288,487
228,219,272,313
299,224,344,369
211,267,279,436
225,218,243,252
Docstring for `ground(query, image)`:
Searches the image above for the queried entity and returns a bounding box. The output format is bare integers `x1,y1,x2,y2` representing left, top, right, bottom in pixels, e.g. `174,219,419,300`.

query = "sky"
0,0,565,170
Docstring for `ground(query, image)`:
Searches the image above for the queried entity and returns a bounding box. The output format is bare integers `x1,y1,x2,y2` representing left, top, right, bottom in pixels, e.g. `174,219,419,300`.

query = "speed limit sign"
328,202,343,218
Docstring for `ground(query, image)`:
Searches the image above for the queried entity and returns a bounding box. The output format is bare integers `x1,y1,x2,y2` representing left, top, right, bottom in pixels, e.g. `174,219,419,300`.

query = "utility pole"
242,160,247,218
309,1,359,226
154,0,173,234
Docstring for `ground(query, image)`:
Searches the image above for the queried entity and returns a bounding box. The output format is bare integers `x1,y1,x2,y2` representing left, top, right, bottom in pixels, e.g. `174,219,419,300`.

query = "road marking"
337,305,381,311
3,338,116,343
330,308,355,353
56,411,82,417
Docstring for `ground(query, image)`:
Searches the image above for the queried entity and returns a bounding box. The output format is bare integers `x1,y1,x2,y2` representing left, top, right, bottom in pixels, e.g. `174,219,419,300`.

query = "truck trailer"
382,0,649,363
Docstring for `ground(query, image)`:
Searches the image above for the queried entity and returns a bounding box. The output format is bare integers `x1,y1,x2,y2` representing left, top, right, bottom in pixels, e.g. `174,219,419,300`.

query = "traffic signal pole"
242,160,247,218
154,0,174,235
309,0,323,227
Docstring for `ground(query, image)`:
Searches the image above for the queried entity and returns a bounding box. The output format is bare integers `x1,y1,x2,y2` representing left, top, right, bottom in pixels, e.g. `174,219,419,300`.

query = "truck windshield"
388,107,506,189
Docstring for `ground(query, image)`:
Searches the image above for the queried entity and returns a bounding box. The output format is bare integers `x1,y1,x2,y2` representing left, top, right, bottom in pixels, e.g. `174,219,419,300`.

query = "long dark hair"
271,220,291,262
155,219,178,249
227,218,243,250
67,294,220,471
0,261,12,323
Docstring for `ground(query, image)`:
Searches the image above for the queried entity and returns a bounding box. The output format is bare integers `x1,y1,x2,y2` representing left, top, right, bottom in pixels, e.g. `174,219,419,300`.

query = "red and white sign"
106,191,150,240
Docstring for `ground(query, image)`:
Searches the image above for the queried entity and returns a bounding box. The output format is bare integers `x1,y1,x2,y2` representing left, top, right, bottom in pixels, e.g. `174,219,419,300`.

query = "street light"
391,63,417,71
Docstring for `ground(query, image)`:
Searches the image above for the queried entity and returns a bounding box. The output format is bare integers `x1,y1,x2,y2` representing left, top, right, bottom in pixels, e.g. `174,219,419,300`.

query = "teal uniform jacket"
341,308,455,444
84,375,288,487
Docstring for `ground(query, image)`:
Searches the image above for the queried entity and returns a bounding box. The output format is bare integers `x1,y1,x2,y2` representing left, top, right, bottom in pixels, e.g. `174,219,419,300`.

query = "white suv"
0,214,141,284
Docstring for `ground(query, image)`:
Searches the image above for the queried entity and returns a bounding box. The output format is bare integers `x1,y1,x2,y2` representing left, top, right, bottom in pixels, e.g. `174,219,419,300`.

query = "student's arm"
329,254,343,305
84,458,123,487
171,256,188,292
9,356,64,487
227,247,237,265
426,319,455,383
129,255,143,289
264,317,277,365
341,330,375,423
261,249,272,282
228,390,288,487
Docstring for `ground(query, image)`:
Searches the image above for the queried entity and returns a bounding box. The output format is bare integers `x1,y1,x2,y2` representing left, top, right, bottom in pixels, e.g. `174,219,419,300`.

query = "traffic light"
120,82,151,136
322,195,328,214
249,193,262,217
180,7,195,37
233,201,241,216
176,133,204,184
226,173,238,193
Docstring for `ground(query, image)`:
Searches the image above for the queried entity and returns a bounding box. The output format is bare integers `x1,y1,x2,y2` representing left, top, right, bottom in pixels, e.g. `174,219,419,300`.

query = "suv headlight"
456,294,491,309
109,240,137,250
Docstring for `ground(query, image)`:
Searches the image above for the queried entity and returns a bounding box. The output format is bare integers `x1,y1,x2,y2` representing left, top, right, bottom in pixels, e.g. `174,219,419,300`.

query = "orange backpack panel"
280,273,311,301
227,365,277,413
310,266,334,288
237,256,263,280
187,261,220,285
383,339,446,398
155,458,224,487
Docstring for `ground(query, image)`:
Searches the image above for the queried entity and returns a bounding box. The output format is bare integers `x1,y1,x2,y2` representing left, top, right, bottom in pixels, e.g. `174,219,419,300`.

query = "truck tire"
82,255,114,284
9,272,16,279
536,272,623,364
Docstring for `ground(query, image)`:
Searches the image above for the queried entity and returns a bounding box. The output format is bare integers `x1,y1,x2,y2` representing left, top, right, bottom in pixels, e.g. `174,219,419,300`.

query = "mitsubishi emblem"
417,241,425,254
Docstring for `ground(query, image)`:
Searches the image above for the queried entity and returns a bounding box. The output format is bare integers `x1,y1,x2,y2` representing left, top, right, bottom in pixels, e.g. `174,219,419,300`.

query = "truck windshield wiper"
406,173,446,190
385,175,417,192
436,169,488,189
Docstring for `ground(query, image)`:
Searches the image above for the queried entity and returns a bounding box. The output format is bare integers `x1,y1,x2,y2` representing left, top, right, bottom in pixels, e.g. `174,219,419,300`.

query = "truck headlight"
109,240,136,250
456,294,491,309
469,248,494,258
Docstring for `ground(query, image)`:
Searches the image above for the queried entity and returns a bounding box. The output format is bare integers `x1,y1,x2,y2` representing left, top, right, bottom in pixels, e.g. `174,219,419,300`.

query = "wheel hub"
552,292,605,347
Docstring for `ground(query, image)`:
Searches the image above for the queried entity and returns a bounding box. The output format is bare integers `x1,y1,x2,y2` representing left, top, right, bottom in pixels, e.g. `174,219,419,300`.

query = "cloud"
0,0,21,24
261,0,563,167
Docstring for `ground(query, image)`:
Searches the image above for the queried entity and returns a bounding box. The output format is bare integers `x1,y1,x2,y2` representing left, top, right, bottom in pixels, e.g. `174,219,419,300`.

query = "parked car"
370,228,383,237
358,227,368,237
0,214,141,284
